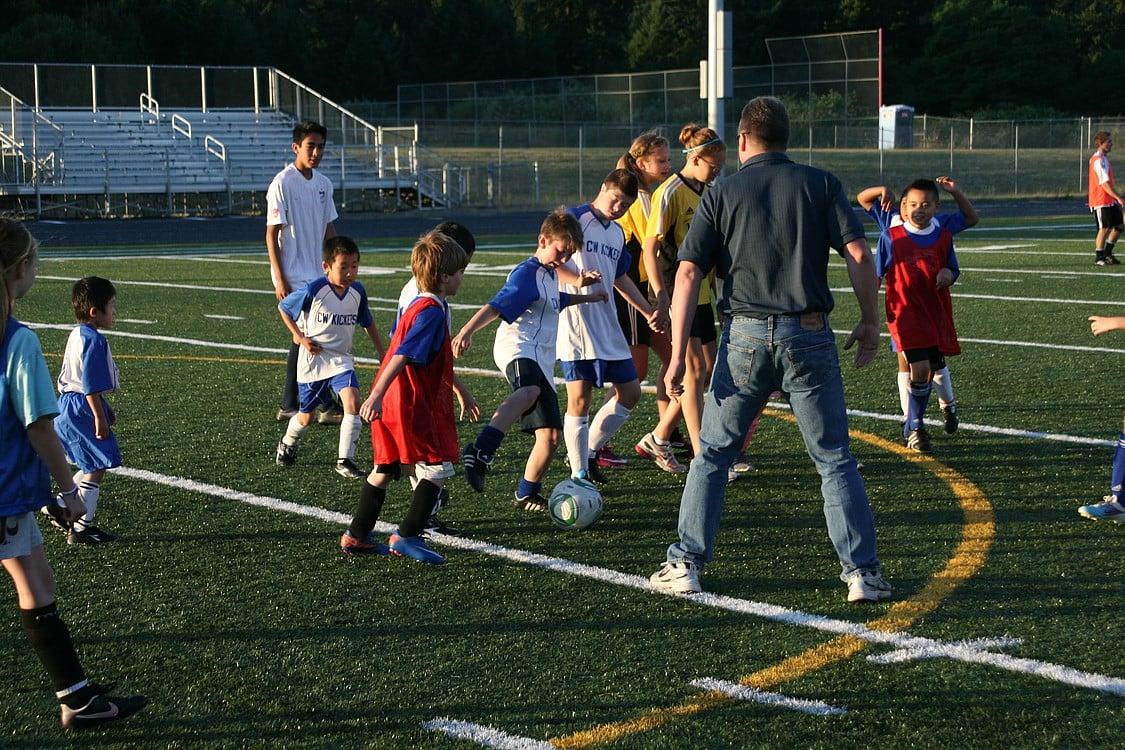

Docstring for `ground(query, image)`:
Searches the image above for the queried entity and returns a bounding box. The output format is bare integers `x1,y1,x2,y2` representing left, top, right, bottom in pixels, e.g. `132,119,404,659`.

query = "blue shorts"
298,371,359,414
559,357,638,388
54,392,122,473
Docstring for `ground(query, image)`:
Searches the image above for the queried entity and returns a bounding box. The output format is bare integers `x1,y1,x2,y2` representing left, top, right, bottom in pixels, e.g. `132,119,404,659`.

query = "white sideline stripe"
24,321,1115,447
108,465,1125,697
869,636,1024,665
421,718,554,750
689,678,847,716
204,314,245,320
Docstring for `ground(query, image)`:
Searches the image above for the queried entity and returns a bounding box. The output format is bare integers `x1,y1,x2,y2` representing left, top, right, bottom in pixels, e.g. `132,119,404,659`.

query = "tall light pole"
705,1,732,137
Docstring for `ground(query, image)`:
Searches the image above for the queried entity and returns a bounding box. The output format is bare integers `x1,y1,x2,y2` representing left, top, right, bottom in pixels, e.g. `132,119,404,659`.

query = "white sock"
75,481,100,528
589,399,632,454
283,415,307,446
338,414,363,460
563,414,589,476
896,371,910,418
933,366,955,406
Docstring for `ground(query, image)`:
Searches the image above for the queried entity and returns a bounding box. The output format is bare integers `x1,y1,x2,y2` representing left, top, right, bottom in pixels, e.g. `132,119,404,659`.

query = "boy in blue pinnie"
276,236,385,478
53,276,122,545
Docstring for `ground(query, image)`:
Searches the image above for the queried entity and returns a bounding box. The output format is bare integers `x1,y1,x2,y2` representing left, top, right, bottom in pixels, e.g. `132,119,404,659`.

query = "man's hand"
843,322,880,368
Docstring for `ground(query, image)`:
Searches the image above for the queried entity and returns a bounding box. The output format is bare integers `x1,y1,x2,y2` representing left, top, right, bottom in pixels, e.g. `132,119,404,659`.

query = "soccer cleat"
340,531,390,555
584,461,609,485
316,402,345,425
42,498,71,531
276,440,297,467
635,433,687,473
68,525,118,545
60,692,148,730
388,532,446,564
727,468,741,484
1096,251,1108,266
731,454,755,473
902,427,932,453
276,408,298,421
1078,496,1125,523
595,445,628,467
1107,252,1122,266
846,569,893,603
461,444,492,493
423,514,462,537
513,492,548,513
334,458,365,480
941,403,959,434
649,561,702,594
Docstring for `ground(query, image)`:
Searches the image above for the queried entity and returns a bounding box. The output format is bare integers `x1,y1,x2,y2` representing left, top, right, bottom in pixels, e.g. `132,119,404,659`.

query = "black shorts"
504,358,563,434
903,346,945,370
690,303,717,345
1094,204,1125,231
615,291,651,347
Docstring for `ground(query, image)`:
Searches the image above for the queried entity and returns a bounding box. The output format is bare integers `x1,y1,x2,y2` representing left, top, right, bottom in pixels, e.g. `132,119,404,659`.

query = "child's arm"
26,417,85,521
857,186,895,211
562,288,609,306
1089,315,1125,336
936,176,978,228
86,392,111,439
451,372,481,422
278,307,322,355
555,264,601,287
451,304,501,358
641,235,667,316
363,321,386,359
360,353,408,422
613,274,665,333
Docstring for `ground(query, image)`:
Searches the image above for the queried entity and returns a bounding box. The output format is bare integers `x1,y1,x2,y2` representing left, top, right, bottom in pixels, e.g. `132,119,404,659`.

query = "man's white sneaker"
650,561,702,594
846,569,892,602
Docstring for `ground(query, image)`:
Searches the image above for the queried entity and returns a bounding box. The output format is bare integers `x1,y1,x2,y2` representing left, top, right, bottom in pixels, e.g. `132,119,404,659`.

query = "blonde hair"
411,230,468,293
0,219,36,341
616,130,669,189
539,207,583,251
679,123,725,159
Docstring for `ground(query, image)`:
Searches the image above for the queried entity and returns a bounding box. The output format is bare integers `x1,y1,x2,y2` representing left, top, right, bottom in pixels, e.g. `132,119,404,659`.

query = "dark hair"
293,120,328,145
738,97,790,149
539,207,583,251
323,235,360,264
902,179,940,203
72,276,116,322
602,168,639,200
1095,130,1112,148
434,221,476,259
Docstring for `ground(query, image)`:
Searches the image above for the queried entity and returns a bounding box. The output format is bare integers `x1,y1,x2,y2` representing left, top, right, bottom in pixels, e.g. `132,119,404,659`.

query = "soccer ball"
548,477,603,530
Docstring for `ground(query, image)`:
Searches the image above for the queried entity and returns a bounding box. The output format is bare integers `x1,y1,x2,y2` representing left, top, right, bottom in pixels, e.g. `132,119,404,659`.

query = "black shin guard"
20,602,88,703
347,482,387,538
399,479,442,537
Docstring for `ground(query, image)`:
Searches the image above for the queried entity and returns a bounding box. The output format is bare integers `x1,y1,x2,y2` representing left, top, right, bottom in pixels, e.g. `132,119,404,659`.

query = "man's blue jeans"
667,314,881,580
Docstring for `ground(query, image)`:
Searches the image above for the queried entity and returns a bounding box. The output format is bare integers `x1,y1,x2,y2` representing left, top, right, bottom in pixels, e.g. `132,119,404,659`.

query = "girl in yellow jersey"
635,124,726,466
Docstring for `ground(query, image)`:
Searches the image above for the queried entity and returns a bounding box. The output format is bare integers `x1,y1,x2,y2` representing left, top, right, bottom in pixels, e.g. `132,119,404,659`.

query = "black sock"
347,482,386,538
20,602,91,707
1107,241,1117,255
399,479,442,537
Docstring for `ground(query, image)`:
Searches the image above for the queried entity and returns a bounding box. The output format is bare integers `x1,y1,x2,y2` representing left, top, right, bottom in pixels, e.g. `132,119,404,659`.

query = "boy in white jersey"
394,221,480,535
276,236,385,478
558,169,664,484
53,276,121,545
454,209,606,510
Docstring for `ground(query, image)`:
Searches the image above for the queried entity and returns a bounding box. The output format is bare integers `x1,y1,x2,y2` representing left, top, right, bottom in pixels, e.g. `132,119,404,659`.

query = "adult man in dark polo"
649,96,891,603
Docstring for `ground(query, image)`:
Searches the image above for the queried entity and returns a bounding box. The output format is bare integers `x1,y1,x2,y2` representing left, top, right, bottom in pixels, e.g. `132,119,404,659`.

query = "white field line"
24,322,1117,447
109,464,1125,698
421,718,554,750
689,678,847,716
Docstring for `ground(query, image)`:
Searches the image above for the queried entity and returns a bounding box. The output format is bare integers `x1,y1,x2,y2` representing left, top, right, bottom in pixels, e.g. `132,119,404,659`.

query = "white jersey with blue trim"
279,277,374,383
491,258,563,379
557,203,632,362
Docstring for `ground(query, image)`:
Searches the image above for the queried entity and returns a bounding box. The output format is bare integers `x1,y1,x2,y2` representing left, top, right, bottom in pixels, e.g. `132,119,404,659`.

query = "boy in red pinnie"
339,230,468,564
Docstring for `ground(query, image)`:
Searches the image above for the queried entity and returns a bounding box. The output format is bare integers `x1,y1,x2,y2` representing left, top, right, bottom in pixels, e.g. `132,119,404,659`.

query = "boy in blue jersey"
1080,314,1125,523
53,276,122,544
0,220,146,728
858,177,978,452
276,236,385,478
454,209,607,510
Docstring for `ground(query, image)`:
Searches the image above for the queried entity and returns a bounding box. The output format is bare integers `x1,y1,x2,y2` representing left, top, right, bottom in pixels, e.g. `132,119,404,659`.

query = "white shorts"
0,512,44,560
414,461,456,481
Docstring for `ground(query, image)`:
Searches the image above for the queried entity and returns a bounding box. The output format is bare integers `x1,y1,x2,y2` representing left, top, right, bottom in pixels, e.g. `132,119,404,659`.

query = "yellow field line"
552,415,995,749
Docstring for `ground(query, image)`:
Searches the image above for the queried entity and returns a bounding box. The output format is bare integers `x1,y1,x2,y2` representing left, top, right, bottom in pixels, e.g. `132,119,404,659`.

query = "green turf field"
3,213,1123,747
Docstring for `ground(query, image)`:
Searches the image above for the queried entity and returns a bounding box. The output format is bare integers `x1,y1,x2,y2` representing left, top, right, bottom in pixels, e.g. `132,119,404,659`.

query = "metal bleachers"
0,64,461,218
